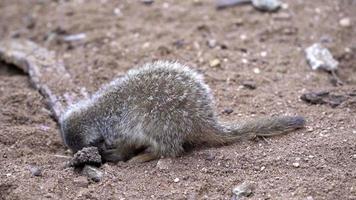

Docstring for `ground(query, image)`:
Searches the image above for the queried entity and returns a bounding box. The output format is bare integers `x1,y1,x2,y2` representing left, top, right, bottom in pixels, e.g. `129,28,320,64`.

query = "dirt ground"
0,0,356,199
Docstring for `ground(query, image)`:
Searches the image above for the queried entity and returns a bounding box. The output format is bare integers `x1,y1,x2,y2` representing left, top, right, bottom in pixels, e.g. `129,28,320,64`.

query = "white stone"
253,68,261,74
260,51,267,57
305,43,338,71
241,58,248,64
232,181,254,198
339,18,351,27
240,34,247,41
114,8,122,16
252,0,281,12
292,162,300,168
62,33,86,42
281,3,288,9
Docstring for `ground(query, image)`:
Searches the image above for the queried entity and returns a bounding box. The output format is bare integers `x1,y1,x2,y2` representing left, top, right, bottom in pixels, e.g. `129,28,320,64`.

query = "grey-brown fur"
60,61,305,162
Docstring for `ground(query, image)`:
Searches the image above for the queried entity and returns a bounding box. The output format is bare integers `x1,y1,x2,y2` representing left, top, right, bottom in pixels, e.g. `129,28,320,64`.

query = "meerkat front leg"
102,148,130,162
128,152,159,163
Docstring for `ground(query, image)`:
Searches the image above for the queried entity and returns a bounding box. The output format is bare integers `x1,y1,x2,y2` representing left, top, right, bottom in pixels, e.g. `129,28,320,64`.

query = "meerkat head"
60,109,87,153
60,102,106,153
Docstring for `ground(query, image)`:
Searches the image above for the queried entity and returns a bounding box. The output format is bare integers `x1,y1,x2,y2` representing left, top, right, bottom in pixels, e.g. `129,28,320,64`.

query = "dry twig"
0,39,87,122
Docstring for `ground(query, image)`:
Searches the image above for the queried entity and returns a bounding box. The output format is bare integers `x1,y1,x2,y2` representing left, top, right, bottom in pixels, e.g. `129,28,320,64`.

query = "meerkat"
60,61,305,163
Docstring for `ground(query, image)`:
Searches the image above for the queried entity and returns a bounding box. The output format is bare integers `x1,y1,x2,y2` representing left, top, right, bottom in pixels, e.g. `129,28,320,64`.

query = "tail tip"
290,116,306,128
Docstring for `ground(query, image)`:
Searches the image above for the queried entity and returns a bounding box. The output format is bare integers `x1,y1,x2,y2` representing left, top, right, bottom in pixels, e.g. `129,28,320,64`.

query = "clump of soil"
69,147,102,167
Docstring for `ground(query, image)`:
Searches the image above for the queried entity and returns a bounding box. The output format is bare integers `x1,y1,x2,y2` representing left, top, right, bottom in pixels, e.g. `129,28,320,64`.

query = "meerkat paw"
102,149,126,163
128,152,158,163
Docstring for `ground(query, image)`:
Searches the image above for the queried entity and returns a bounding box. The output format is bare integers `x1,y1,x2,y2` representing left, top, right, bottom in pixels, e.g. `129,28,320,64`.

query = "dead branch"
0,39,87,122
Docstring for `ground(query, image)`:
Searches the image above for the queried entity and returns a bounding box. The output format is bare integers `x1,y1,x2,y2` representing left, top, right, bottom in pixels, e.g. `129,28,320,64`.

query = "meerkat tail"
203,116,306,145
235,116,306,136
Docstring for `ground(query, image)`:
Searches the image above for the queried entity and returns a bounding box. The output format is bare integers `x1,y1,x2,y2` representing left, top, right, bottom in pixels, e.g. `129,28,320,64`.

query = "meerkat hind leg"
128,152,159,163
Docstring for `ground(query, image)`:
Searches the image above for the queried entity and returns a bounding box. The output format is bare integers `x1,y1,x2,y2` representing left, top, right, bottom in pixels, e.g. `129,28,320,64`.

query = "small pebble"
307,126,314,132
62,33,86,42
281,3,288,9
24,16,36,29
292,162,300,168
193,0,203,6
339,17,351,27
300,92,327,105
210,59,221,68
220,43,228,50
240,34,247,41
173,39,185,48
251,0,281,12
216,0,251,9
113,8,122,16
201,167,208,173
174,178,180,183
142,42,150,48
29,165,42,176
306,196,314,200
344,47,352,54
222,108,234,115
305,43,338,71
241,80,256,90
260,51,267,57
253,68,261,74
141,0,154,5
162,2,169,8
315,8,321,14
82,165,103,182
207,39,217,48
232,181,254,199
235,18,244,26
44,193,56,199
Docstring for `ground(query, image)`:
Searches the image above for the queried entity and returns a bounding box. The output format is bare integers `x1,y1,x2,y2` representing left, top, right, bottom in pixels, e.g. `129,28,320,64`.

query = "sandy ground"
0,0,355,199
